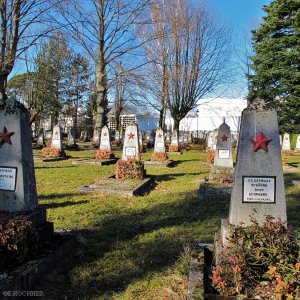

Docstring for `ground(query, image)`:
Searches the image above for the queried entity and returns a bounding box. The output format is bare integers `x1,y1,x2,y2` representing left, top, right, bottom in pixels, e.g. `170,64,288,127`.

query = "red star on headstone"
55,131,59,136
104,132,107,136
220,134,228,142
158,133,162,138
250,131,271,152
128,132,134,139
0,126,15,146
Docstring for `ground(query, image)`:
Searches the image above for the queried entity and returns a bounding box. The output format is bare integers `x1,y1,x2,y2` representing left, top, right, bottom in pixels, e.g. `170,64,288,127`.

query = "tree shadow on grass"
40,200,89,209
35,166,77,169
154,172,206,182
38,193,83,201
284,172,300,188
36,191,229,299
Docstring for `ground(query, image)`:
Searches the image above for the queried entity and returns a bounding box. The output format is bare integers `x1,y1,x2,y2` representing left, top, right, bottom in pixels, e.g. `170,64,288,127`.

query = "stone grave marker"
68,127,77,147
279,135,282,147
222,101,287,244
207,131,213,148
154,129,166,153
0,99,39,212
281,133,290,151
115,130,120,142
214,122,233,168
37,128,44,146
45,130,52,140
99,125,111,150
171,130,179,147
295,135,300,150
51,125,63,151
92,128,101,146
165,132,171,144
122,123,140,160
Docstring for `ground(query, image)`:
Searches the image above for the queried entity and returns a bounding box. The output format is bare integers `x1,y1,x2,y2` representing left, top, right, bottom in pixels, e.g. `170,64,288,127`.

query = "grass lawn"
33,146,300,300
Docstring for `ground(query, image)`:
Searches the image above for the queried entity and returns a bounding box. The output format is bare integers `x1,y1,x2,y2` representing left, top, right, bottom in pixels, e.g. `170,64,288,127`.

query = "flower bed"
151,152,168,161
207,148,215,164
211,215,300,299
42,147,63,158
115,159,146,179
0,214,39,268
95,149,115,160
169,145,180,152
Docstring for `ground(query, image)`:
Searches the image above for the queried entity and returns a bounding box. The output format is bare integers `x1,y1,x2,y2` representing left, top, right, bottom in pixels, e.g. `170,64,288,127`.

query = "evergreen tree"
248,0,300,133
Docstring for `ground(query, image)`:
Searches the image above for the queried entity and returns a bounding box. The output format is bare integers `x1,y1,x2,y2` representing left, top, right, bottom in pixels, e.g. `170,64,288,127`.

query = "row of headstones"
280,133,300,150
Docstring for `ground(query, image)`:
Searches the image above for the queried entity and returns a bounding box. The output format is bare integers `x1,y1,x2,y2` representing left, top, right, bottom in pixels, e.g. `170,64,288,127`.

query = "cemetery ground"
31,146,300,299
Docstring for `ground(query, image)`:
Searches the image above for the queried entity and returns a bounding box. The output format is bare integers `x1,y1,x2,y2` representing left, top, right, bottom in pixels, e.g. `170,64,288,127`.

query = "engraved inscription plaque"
0,167,17,191
243,176,276,203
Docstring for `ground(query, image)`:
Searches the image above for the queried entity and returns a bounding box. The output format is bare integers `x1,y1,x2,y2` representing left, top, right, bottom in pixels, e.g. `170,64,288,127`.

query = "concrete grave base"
78,174,155,196
42,156,69,162
198,180,232,200
0,234,76,300
167,151,183,155
144,160,174,167
72,158,117,166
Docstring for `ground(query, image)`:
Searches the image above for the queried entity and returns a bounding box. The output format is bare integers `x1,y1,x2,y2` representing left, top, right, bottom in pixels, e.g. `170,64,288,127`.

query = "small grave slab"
72,158,116,166
79,174,154,196
0,234,76,299
198,180,232,200
144,160,174,167
167,151,183,155
42,156,69,162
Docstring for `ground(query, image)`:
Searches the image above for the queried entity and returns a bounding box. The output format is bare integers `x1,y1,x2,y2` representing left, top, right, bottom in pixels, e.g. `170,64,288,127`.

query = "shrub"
151,152,168,161
207,148,215,164
0,216,39,267
211,215,300,298
95,149,115,160
115,159,145,179
42,147,63,158
169,145,180,152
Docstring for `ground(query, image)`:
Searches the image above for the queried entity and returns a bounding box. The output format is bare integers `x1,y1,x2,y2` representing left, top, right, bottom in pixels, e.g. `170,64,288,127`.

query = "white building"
165,98,247,134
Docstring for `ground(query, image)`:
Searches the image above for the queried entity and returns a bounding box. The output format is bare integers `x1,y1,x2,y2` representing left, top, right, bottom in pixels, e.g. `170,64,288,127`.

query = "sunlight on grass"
33,148,300,299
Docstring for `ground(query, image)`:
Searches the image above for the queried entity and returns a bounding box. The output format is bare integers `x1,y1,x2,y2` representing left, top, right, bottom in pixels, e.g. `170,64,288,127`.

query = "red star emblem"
250,131,271,152
55,131,59,136
220,134,228,142
158,133,162,138
0,126,15,146
128,132,134,139
104,132,107,136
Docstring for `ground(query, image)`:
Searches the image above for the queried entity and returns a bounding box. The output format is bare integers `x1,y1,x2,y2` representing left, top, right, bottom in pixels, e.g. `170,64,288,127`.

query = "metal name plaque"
218,149,230,159
0,167,17,191
243,176,276,203
125,147,136,157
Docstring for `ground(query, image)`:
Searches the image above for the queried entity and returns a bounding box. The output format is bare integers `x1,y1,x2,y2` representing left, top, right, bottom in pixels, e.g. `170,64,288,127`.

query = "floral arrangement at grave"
95,149,115,160
169,145,180,152
42,139,64,158
151,152,168,161
207,148,215,164
281,151,288,166
211,213,300,299
0,214,39,268
115,159,145,179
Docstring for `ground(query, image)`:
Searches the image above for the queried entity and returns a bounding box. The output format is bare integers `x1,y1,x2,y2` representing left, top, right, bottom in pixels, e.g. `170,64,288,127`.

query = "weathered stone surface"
214,122,233,168
295,135,300,150
68,127,76,147
122,123,140,160
154,129,166,153
171,130,179,146
0,99,38,212
99,125,111,151
51,125,63,151
228,108,287,227
282,133,290,151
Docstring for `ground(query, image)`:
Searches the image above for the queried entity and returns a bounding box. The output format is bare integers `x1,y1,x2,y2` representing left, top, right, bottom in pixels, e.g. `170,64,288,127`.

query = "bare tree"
137,1,170,129
0,0,58,105
57,0,151,130
145,0,231,133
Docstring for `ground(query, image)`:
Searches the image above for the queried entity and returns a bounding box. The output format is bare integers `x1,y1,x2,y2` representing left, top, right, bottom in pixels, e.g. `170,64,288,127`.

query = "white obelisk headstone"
122,123,140,160
99,125,112,151
282,133,291,151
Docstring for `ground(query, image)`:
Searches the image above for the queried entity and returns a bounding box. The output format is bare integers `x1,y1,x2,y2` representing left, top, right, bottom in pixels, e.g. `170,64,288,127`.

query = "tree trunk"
0,74,8,105
173,118,180,134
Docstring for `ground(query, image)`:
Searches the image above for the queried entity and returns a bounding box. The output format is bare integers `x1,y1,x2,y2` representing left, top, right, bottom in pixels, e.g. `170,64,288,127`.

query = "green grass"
33,147,300,299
